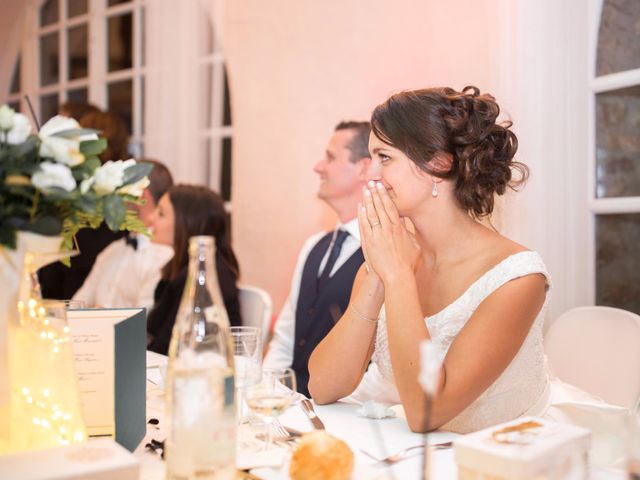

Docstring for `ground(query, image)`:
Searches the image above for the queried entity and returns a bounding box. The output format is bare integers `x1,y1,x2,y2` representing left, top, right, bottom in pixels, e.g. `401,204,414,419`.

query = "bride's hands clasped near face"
358,180,421,284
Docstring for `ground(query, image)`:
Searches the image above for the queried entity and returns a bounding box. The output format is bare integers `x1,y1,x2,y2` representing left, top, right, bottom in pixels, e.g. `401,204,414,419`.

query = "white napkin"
237,447,288,470
356,400,396,419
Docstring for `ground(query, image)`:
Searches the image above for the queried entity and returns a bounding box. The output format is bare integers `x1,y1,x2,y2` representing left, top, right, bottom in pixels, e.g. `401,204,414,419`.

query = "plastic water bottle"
165,236,236,480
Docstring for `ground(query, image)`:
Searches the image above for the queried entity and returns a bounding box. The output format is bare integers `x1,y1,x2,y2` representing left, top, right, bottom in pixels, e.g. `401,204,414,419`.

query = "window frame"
5,0,233,206
587,0,640,303
15,0,146,156
198,23,233,205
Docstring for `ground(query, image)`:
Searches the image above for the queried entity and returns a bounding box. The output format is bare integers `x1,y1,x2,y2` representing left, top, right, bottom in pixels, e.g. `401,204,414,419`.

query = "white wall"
0,0,592,321
218,0,591,319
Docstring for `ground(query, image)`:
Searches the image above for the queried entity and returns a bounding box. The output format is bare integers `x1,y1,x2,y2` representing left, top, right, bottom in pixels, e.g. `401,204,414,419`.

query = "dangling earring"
431,181,438,198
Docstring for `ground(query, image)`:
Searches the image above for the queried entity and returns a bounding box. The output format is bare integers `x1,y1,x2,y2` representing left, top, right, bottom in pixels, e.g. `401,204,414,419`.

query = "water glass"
229,326,262,423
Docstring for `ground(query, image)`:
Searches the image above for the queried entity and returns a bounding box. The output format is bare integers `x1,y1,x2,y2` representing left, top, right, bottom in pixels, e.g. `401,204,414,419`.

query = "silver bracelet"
350,304,378,323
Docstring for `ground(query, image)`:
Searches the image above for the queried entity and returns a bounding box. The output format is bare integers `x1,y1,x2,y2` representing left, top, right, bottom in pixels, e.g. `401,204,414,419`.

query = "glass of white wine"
246,368,297,451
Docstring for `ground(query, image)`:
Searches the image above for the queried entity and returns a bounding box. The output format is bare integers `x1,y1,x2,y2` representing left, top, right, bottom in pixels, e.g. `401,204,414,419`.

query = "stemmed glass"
229,326,263,424
246,368,297,451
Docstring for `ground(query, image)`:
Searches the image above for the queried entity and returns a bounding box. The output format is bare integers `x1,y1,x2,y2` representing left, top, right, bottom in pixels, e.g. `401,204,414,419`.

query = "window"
590,0,640,314
36,0,90,123
198,11,233,203
17,0,145,157
6,1,233,204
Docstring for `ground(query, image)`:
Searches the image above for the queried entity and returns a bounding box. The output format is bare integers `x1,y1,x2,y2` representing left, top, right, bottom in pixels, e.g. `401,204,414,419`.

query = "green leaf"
79,138,107,156
0,223,17,249
42,187,75,200
14,135,39,157
53,128,99,139
25,215,63,236
103,194,126,231
121,163,153,186
72,156,101,180
77,195,97,214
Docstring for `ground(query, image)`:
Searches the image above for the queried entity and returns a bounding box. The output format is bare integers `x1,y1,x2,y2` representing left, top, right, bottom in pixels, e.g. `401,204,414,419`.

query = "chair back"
238,285,272,344
545,305,640,410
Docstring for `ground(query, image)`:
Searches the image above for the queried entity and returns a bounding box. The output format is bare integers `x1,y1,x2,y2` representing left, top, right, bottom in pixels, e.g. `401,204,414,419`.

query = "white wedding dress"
346,251,628,466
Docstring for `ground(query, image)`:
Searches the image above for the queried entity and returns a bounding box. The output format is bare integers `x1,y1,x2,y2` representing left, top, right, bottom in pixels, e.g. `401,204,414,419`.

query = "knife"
301,398,325,430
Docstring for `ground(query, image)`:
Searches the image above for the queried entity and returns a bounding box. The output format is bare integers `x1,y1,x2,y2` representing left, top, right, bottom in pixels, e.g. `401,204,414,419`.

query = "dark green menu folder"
67,308,147,452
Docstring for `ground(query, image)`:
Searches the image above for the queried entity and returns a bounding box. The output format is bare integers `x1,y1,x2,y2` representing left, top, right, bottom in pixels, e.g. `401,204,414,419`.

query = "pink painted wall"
0,0,27,98
221,0,510,312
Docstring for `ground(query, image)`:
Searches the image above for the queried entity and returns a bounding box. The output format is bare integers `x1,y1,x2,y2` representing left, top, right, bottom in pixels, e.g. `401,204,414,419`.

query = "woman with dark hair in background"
146,184,242,355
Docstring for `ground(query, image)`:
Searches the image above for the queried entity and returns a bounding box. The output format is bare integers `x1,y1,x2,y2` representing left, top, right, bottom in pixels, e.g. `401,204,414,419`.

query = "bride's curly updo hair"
370,86,527,217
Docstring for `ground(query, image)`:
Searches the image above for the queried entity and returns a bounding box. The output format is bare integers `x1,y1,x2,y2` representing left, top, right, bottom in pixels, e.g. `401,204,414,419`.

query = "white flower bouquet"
0,104,152,252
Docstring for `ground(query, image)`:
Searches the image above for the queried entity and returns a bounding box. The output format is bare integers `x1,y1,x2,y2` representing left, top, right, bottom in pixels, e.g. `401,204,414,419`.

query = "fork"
255,419,301,444
361,441,453,465
271,419,291,440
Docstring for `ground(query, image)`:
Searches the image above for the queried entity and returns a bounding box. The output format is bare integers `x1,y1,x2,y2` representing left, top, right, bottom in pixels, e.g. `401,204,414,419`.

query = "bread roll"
289,431,354,480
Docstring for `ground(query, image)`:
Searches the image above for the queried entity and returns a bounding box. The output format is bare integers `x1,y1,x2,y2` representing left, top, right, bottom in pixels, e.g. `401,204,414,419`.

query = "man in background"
73,159,174,310
264,121,372,397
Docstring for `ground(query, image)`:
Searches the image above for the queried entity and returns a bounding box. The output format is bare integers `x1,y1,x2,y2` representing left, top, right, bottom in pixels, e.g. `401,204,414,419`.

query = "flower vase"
0,231,87,453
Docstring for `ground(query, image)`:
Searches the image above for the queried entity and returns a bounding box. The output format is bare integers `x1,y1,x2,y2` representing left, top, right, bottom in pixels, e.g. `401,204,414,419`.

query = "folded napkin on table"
356,400,396,419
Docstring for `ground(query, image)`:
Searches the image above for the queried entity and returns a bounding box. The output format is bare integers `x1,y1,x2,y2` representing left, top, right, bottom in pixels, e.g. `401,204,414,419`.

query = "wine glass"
229,326,262,423
246,368,297,451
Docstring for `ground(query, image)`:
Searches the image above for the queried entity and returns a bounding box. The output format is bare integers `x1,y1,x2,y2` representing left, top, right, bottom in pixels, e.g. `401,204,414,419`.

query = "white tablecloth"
138,352,625,479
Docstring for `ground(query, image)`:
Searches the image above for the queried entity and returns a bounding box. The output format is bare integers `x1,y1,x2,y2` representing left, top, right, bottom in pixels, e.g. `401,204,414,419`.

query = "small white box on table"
0,438,139,480
454,417,591,479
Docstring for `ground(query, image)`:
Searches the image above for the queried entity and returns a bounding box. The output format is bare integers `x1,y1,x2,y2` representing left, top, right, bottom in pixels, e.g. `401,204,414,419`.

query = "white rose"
31,161,77,193
93,159,134,195
0,105,34,144
38,115,97,166
7,113,32,145
0,105,15,130
80,177,95,194
118,176,150,198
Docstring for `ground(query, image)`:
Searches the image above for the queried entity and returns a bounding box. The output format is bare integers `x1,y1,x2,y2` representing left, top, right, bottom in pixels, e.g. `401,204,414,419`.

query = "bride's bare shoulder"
472,230,532,271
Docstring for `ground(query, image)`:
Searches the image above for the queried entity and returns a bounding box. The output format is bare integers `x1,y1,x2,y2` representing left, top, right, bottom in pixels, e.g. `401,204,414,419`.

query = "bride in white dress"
308,86,627,464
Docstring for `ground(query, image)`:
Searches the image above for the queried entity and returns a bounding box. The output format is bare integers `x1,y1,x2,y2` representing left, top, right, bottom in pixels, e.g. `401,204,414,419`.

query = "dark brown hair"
335,121,371,163
79,110,129,163
59,101,100,122
139,158,173,204
161,185,239,281
371,86,527,217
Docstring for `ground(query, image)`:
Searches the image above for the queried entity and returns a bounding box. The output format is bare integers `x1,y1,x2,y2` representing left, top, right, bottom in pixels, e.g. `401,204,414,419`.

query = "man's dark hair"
335,121,371,163
139,158,173,204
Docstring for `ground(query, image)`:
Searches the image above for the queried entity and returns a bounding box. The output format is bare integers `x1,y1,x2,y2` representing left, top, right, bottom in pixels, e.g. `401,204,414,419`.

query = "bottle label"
167,359,236,478
224,373,234,407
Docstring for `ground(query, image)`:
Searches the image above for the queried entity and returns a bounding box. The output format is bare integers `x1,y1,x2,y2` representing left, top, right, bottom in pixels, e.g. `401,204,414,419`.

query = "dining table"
140,351,626,480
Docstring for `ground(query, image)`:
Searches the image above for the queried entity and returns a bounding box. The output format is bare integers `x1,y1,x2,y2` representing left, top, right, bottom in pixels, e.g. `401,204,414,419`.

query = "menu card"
67,308,146,452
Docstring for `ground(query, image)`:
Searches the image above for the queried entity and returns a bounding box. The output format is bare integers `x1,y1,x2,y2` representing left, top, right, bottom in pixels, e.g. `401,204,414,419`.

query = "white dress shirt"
264,218,361,370
73,235,174,310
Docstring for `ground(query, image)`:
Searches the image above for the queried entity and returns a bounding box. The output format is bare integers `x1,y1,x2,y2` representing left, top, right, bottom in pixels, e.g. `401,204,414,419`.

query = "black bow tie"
125,234,138,250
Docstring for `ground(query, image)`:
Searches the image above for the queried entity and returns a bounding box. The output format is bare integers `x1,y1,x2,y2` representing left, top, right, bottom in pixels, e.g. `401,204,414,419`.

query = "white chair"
544,305,640,410
238,284,273,345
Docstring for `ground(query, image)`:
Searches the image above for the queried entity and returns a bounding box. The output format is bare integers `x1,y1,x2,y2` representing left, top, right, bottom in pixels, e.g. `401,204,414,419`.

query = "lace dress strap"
460,250,551,314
